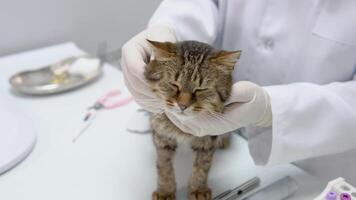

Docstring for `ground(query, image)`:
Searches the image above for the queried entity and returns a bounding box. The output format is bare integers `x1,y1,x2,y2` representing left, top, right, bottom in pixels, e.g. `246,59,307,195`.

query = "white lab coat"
148,0,356,183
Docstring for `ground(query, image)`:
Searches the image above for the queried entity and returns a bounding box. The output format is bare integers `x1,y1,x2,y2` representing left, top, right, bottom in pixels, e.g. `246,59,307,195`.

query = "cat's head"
144,40,241,116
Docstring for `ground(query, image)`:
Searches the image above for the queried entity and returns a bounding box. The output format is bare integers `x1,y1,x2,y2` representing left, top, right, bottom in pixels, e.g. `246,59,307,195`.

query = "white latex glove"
121,25,176,113
165,81,273,136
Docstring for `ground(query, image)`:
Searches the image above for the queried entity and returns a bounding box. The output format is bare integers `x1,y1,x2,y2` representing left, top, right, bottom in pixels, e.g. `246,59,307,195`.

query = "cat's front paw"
189,188,212,200
152,191,176,200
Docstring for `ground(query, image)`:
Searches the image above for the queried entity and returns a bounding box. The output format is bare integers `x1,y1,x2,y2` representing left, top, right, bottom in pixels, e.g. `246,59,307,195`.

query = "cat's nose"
177,92,192,111
178,104,188,111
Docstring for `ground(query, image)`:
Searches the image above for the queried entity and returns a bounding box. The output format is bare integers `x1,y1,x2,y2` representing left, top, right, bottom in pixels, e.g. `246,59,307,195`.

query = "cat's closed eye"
192,88,209,98
194,88,208,93
169,82,181,91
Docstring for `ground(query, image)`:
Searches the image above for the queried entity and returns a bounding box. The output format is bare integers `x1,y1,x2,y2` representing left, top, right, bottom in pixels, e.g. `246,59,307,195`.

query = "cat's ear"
146,39,177,61
144,60,163,81
209,50,241,71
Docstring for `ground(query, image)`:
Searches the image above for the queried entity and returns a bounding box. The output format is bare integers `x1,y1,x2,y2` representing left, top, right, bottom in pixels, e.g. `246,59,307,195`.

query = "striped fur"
146,40,240,200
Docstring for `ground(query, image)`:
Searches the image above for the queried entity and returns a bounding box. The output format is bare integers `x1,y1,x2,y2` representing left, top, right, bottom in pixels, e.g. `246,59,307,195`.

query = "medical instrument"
326,192,337,200
72,90,133,142
213,177,260,200
0,96,36,175
314,177,356,200
241,176,298,200
340,193,352,200
9,56,102,95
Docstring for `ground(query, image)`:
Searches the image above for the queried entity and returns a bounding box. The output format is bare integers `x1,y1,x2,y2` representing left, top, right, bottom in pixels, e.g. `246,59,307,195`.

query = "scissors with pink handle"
72,90,133,142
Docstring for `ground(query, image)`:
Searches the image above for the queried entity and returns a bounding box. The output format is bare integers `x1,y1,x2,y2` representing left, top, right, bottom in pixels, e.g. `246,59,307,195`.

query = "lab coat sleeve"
148,0,219,44
246,74,356,166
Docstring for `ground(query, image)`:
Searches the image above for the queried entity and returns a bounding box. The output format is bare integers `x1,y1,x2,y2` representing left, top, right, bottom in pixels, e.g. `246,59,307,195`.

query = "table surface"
0,43,324,200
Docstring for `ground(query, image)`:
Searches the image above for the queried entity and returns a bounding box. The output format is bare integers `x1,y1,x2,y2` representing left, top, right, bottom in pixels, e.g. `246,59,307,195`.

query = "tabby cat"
144,40,241,200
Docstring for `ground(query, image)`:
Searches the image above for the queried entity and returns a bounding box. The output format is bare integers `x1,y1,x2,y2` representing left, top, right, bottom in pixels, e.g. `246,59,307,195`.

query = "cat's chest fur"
150,113,194,143
150,113,227,150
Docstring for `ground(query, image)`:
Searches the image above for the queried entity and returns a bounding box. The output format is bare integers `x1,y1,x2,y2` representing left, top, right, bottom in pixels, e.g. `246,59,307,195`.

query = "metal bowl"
9,56,102,95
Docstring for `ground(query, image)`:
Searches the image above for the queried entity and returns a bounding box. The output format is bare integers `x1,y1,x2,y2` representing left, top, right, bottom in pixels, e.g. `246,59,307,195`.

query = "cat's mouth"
166,106,188,116
163,97,207,117
176,110,189,116
165,106,202,120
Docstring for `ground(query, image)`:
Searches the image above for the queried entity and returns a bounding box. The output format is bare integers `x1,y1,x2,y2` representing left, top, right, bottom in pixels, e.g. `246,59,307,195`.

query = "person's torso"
220,0,356,85
220,0,356,183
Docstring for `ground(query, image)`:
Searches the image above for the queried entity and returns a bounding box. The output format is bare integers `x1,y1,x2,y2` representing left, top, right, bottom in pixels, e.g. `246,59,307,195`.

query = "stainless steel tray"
9,56,102,95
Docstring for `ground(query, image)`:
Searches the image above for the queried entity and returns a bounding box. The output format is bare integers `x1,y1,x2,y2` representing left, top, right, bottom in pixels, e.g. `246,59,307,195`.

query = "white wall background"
0,0,161,56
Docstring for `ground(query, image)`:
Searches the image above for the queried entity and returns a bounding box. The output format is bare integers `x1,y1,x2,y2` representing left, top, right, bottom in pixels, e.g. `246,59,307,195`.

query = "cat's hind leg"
152,132,177,200
188,136,216,200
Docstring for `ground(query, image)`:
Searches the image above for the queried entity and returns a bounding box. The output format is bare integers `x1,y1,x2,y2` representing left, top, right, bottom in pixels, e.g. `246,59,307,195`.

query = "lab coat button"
263,38,274,49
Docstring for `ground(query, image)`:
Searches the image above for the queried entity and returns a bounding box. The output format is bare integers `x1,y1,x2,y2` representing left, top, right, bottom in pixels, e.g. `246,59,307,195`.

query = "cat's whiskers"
199,114,220,133
205,114,235,132
207,111,240,129
208,111,234,124
165,102,175,107
134,98,165,114
192,106,203,112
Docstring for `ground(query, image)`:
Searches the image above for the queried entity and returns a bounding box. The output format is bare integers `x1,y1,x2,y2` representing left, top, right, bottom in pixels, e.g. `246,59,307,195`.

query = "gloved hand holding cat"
121,26,272,137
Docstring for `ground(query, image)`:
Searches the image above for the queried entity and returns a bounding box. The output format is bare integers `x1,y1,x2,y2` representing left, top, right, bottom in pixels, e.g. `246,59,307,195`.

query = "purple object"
340,193,352,200
326,192,337,200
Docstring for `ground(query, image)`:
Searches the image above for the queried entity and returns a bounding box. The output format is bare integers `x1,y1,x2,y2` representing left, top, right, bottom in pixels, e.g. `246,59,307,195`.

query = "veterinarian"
121,0,356,183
